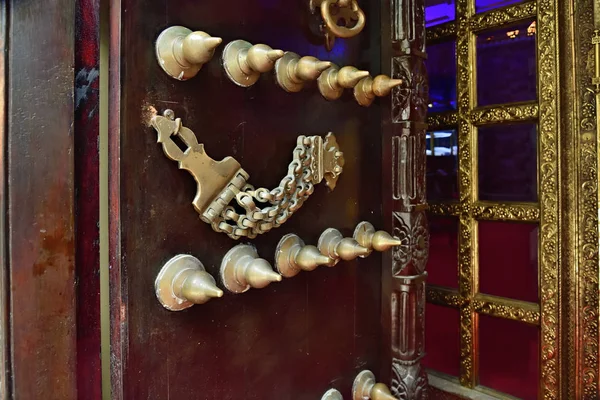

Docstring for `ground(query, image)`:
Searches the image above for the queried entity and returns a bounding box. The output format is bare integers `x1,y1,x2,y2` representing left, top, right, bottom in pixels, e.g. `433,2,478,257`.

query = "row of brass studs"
155,26,401,107
155,222,401,311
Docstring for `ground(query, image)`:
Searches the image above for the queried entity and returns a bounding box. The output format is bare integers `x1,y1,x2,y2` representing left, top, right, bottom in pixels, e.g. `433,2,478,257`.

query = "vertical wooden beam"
75,0,101,398
0,1,8,398
7,0,77,398
382,0,429,397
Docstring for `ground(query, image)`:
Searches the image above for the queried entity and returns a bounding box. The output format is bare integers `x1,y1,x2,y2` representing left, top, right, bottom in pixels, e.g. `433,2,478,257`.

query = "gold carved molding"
427,112,458,130
426,286,463,308
427,102,539,130
471,202,540,222
470,102,539,125
426,0,595,396
573,0,599,397
426,22,456,43
469,1,536,32
472,294,540,326
537,0,561,394
425,1,536,44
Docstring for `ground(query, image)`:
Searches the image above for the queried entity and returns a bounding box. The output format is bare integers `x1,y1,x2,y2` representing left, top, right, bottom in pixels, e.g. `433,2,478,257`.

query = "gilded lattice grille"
424,0,561,397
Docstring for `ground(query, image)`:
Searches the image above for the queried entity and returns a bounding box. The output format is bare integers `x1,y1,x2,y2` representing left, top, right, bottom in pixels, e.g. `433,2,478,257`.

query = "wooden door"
108,1,427,399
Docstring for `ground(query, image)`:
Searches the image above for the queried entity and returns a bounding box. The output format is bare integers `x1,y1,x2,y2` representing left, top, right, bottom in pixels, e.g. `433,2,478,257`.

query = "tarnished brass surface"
353,221,402,255
150,110,344,239
220,244,282,293
222,39,284,87
321,388,344,400
318,64,370,100
275,233,334,278
318,228,370,264
353,75,402,107
352,370,397,400
155,26,222,80
310,0,366,50
275,52,332,92
154,254,223,311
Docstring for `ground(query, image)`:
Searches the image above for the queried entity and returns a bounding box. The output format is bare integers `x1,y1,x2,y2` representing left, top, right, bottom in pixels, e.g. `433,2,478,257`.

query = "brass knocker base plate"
156,26,200,81
220,245,256,294
155,254,207,311
275,233,303,278
352,370,375,400
275,52,304,93
222,39,258,87
353,221,375,257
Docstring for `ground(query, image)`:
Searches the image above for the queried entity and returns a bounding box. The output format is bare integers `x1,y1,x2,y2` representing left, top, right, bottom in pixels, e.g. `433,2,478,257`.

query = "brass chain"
211,136,318,239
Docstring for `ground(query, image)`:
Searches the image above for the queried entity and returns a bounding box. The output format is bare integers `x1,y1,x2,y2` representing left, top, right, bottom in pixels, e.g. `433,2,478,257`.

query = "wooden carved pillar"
382,0,428,398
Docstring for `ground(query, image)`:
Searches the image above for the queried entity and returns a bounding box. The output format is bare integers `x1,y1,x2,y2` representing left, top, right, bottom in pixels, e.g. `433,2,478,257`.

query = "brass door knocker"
150,109,345,240
310,0,366,50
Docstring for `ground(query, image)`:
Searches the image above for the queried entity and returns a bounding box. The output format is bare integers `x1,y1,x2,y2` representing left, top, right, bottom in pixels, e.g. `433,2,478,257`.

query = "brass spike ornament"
318,64,370,100
275,52,333,92
353,74,403,107
220,244,282,293
321,389,343,400
353,221,403,256
155,254,223,311
318,228,371,264
155,26,222,81
275,233,335,278
222,40,285,87
352,370,398,400
150,110,344,240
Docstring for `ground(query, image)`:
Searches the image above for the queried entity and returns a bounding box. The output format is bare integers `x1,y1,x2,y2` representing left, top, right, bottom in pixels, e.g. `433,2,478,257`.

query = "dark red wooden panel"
110,1,384,399
7,1,77,398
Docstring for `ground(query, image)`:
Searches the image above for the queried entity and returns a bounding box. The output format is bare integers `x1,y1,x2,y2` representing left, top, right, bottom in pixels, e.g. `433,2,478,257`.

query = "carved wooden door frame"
381,0,429,397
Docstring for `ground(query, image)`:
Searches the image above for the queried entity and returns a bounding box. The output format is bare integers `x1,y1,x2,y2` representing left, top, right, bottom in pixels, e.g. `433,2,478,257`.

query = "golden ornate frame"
421,0,600,397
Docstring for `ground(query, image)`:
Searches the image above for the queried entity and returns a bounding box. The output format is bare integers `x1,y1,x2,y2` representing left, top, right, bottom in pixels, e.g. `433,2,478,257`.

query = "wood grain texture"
7,0,77,398
109,1,384,399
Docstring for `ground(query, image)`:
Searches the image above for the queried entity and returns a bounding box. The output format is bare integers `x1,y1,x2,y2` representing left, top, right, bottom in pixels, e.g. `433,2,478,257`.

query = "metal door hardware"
353,221,403,256
222,40,285,87
352,370,397,400
318,228,370,264
317,64,370,100
220,244,282,293
275,233,335,278
310,0,366,51
150,110,344,240
275,52,333,92
321,389,344,400
354,75,403,107
155,26,222,80
155,254,223,311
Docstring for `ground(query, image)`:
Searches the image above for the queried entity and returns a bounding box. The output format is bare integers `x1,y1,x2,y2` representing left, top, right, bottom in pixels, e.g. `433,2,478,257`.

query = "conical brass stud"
221,244,282,293
321,388,343,400
318,228,371,265
318,64,371,100
352,370,397,400
155,254,223,311
223,40,285,87
353,221,403,255
156,26,222,81
275,52,333,92
353,74,403,106
275,233,335,278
